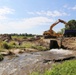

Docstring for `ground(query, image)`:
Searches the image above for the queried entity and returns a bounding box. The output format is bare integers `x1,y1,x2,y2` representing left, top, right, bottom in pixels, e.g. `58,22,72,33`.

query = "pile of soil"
61,37,76,50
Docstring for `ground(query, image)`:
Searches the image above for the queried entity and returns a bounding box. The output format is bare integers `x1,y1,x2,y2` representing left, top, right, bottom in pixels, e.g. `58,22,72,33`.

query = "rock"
0,52,9,56
53,56,76,62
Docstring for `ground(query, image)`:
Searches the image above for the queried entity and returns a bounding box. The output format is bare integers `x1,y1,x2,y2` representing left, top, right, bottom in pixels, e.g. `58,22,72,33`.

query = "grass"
50,60,76,75
0,35,48,52
0,41,11,49
11,35,33,40
32,45,47,51
30,60,76,75
11,35,24,39
21,42,33,48
0,40,48,51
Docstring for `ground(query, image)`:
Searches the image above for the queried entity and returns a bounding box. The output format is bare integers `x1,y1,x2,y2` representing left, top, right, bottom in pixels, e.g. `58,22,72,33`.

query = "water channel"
0,49,75,75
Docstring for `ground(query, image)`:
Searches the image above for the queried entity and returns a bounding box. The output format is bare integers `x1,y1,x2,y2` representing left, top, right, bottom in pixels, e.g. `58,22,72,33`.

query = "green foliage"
30,60,76,75
58,19,76,34
21,42,33,48
57,28,65,34
0,34,48,51
50,60,76,75
65,19,76,30
8,41,17,48
1,42,11,49
11,34,34,40
0,54,4,61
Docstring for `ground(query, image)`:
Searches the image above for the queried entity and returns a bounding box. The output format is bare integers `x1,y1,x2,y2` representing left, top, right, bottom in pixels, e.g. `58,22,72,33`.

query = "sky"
0,0,76,34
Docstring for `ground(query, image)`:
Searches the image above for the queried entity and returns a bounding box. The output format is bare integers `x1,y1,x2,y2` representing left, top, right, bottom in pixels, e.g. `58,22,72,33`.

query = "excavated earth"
44,37,76,50
58,37,76,50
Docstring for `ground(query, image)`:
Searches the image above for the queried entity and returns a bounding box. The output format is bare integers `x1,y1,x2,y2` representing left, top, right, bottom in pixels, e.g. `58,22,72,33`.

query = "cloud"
63,4,68,8
27,10,68,17
9,17,54,29
71,5,76,10
64,5,76,10
0,16,54,33
0,6,15,20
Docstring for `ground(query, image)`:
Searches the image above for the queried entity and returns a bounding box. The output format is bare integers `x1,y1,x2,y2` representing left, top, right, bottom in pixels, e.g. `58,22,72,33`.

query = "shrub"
1,42,11,49
0,54,4,61
8,41,17,48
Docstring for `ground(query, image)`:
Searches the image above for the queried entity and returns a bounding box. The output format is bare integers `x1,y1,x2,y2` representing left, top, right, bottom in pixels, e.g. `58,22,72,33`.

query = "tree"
65,19,76,30
57,28,65,34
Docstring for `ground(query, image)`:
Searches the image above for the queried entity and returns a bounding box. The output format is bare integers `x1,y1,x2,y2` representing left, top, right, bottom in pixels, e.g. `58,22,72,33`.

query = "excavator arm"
43,19,67,38
50,19,67,31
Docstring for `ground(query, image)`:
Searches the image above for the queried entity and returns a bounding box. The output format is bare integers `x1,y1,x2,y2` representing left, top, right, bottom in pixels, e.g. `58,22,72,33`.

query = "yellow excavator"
43,19,67,38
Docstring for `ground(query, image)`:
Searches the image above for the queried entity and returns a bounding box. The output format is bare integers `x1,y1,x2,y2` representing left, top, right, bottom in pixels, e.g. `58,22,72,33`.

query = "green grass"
0,41,11,49
30,60,76,75
21,42,33,48
12,36,24,40
0,40,48,51
32,45,47,51
11,35,33,40
50,60,76,75
0,35,48,51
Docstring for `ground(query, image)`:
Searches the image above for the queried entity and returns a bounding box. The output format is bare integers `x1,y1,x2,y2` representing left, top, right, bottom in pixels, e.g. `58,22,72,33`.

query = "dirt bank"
61,37,76,50
43,37,76,50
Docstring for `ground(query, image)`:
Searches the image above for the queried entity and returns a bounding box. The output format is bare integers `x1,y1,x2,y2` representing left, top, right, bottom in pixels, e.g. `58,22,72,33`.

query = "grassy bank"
0,35,49,52
31,60,76,75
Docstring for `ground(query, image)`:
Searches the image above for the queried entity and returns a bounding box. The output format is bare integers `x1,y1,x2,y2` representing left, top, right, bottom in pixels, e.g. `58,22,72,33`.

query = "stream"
0,49,76,75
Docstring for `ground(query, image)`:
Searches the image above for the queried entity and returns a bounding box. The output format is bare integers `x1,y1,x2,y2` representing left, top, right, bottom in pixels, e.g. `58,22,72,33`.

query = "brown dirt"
43,37,76,50
61,37,76,50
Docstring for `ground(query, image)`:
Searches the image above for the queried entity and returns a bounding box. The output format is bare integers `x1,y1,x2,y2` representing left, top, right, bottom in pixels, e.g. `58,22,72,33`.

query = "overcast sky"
0,0,76,34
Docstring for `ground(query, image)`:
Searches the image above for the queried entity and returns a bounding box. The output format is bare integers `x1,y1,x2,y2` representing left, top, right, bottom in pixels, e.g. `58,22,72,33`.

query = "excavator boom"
50,19,67,31
43,19,67,38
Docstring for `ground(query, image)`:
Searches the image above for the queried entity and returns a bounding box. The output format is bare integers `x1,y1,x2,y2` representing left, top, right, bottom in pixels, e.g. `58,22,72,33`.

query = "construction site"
0,19,76,75
43,19,76,50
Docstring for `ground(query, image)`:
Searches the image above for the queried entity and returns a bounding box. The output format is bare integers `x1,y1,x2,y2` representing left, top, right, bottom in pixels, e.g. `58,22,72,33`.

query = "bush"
1,42,11,49
65,19,76,30
8,41,17,48
0,54,4,61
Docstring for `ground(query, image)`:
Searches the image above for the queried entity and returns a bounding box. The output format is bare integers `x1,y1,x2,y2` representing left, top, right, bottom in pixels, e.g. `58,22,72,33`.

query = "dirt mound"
62,37,76,50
